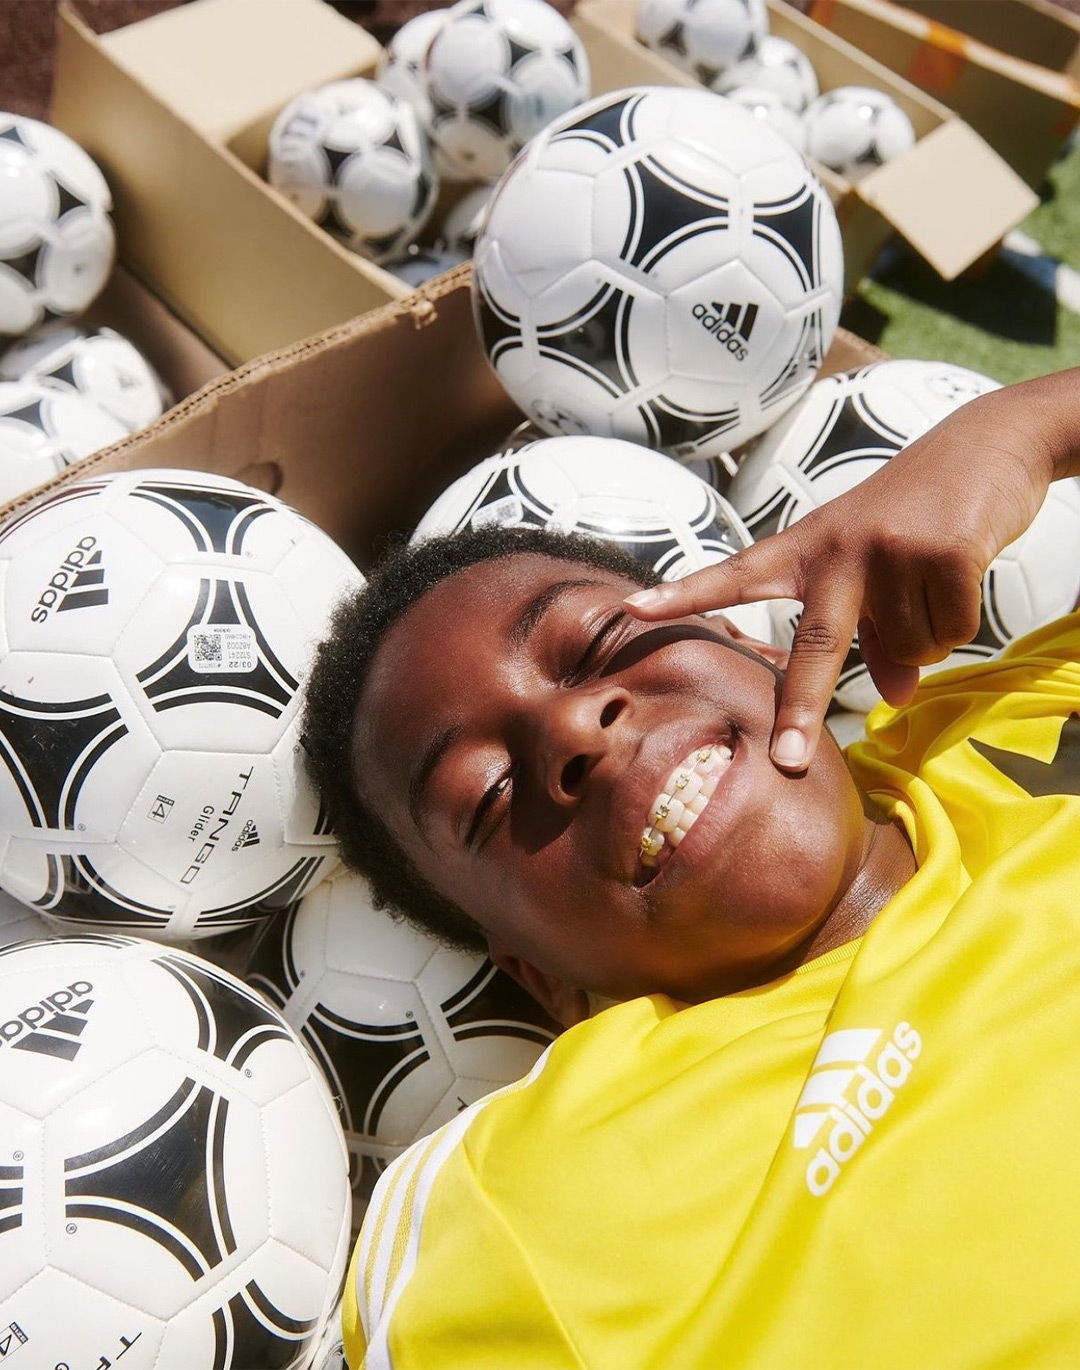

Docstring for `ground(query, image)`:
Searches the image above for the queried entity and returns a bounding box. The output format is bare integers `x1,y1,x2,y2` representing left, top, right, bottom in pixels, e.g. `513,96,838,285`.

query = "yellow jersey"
344,612,1080,1369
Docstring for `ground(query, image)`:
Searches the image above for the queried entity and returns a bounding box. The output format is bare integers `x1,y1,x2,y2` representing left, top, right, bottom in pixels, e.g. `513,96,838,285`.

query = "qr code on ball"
186,624,258,674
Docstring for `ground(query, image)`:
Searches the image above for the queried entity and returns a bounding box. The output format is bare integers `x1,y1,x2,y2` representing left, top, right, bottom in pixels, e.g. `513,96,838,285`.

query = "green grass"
839,138,1080,384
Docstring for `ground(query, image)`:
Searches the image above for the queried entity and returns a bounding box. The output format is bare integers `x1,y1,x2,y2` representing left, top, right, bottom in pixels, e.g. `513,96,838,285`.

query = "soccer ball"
728,360,1080,710
725,86,807,153
376,8,450,131
2,327,171,433
422,0,591,183
636,0,769,86
384,244,468,287
804,86,915,179
245,868,559,1208
268,79,437,264
440,183,495,256
715,35,819,112
0,323,85,380
0,379,128,504
0,116,115,338
414,434,774,640
0,935,350,1367
0,888,52,948
472,85,844,460
0,468,363,939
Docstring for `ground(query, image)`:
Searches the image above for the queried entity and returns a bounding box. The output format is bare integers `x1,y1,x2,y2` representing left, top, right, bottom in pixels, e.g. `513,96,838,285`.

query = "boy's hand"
624,384,1060,771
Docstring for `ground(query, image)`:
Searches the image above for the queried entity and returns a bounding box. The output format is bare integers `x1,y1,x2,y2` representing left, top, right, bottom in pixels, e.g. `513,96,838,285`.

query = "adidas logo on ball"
692,301,758,361
30,535,109,623
0,981,95,1061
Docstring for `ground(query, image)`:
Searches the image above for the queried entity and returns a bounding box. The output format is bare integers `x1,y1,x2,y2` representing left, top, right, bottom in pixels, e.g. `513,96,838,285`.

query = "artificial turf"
839,135,1080,384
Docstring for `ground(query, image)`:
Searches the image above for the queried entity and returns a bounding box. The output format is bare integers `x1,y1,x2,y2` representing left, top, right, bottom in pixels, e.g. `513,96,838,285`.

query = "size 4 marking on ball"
0,1323,27,1363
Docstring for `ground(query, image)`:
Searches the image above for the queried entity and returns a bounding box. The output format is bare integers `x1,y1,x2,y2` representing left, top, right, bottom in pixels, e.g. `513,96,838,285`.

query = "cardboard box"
574,0,1038,285
0,270,886,562
806,0,1080,189
52,0,408,368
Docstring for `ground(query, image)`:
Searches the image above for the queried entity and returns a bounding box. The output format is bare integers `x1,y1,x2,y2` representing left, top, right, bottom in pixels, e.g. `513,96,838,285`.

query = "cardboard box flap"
99,0,381,143
54,4,407,366
855,119,1038,279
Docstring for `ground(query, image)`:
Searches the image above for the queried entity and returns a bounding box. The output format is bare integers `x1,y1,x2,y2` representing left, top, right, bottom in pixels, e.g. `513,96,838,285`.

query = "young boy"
304,368,1080,1368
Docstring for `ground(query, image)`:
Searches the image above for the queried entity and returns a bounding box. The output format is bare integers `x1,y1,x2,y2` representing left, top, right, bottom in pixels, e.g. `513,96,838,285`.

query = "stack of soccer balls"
267,0,591,285
636,0,916,175
0,114,172,502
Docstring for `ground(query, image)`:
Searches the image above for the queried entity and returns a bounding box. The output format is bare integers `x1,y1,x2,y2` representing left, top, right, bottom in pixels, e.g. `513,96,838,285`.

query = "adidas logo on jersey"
691,301,758,361
0,981,95,1062
793,1022,921,1196
31,535,108,623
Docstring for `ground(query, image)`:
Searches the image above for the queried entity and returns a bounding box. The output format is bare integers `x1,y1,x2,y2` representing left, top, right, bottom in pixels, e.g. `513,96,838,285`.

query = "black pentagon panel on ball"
0,688,124,831
246,906,302,1004
64,1076,235,1277
760,311,826,411
54,181,87,221
476,288,524,369
624,158,729,273
0,245,43,288
2,398,47,429
752,186,821,295
51,854,174,927
381,126,407,158
154,952,292,1069
637,392,741,455
800,390,905,478
739,485,795,541
41,357,80,390
476,464,554,529
0,123,28,147
507,36,539,70
129,483,275,557
554,92,639,155
537,283,636,396
442,960,559,1044
657,21,687,57
197,854,331,931
212,1280,319,1370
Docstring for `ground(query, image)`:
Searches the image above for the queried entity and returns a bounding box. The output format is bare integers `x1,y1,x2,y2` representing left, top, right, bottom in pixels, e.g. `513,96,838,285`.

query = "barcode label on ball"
0,1323,27,1361
186,625,258,674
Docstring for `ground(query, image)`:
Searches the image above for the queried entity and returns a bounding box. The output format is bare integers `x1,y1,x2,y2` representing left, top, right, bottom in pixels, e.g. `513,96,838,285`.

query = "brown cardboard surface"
0,272,886,568
100,0,381,143
575,0,1035,281
52,2,409,368
808,0,1080,188
84,264,229,403
902,1,1080,80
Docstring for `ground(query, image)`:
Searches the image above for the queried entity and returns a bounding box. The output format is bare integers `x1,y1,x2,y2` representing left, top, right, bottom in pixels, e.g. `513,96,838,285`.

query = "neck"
798,798,917,966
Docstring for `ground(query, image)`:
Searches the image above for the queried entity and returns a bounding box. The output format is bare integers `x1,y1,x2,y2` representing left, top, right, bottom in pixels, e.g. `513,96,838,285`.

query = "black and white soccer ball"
0,323,85,380
472,86,844,460
268,79,437,264
421,0,591,183
0,468,364,939
729,360,1080,711
715,34,819,112
376,8,450,132
804,86,915,179
0,116,115,338
726,86,807,153
0,326,171,433
0,935,350,1367
414,434,774,640
245,868,559,1213
0,379,128,504
636,0,768,87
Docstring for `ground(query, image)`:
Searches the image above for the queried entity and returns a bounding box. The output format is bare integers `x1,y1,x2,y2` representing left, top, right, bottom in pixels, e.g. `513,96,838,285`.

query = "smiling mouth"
635,742,734,885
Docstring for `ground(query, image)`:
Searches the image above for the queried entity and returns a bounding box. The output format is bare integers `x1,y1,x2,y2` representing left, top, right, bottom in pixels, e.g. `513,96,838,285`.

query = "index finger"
623,536,797,620
770,581,863,773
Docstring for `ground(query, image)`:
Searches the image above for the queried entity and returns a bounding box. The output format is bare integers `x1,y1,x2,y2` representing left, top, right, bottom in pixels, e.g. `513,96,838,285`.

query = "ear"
716,612,789,671
489,943,591,1029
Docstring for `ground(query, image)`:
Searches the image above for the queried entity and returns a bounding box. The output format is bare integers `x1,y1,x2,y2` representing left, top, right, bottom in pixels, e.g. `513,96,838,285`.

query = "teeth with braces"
638,743,733,869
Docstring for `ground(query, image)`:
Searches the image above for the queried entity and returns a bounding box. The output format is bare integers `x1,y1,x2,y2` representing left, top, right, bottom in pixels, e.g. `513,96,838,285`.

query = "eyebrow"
507,578,601,651
405,577,603,839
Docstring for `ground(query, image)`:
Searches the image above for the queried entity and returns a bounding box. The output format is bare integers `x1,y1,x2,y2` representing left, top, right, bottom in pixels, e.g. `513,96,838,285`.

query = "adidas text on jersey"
793,1022,922,1196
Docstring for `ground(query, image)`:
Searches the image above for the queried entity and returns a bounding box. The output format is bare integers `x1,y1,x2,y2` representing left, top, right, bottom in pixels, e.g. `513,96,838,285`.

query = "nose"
530,684,631,807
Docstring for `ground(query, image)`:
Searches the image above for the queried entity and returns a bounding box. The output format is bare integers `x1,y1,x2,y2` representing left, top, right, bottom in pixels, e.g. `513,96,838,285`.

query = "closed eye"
466,765,515,850
566,609,628,685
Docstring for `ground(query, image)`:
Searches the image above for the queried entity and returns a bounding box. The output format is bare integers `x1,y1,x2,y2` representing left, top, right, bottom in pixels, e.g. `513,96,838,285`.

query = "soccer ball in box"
0,379,129,504
728,360,1080,710
0,116,115,338
636,0,769,87
414,433,774,641
0,935,350,1367
0,469,363,939
472,85,844,461
268,80,437,264
245,868,559,1209
804,86,916,180
423,0,591,183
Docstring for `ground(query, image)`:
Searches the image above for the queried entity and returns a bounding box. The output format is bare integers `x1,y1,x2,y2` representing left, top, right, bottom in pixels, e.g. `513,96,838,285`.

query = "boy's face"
352,553,868,1009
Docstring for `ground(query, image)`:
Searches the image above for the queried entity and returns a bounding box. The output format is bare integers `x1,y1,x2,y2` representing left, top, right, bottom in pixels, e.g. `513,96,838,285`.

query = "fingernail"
624,587,665,609
772,729,808,768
